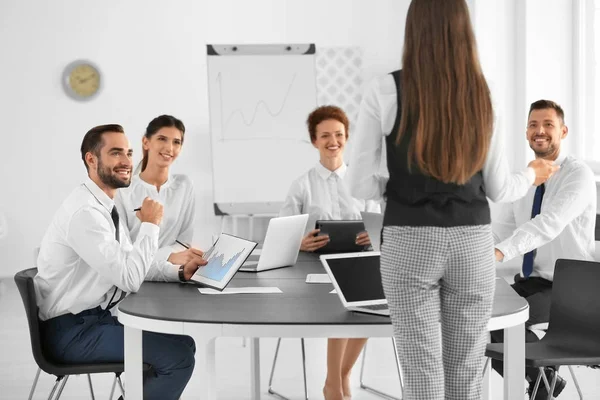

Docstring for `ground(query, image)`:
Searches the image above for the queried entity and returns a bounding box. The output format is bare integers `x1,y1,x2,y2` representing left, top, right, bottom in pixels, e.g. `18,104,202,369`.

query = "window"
573,0,599,170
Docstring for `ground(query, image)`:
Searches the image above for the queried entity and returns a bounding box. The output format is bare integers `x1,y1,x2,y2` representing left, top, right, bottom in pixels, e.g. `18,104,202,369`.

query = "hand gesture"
528,159,560,186
300,229,330,252
168,247,204,266
135,197,164,226
355,231,371,246
182,257,208,281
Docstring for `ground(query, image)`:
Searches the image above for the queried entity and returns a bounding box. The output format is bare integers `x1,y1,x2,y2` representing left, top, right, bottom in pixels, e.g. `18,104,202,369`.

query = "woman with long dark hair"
116,115,204,277
347,1,558,398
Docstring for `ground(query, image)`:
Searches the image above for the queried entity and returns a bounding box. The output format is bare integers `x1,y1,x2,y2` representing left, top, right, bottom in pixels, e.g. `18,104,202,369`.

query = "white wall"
474,0,575,168
1,0,595,277
0,0,409,277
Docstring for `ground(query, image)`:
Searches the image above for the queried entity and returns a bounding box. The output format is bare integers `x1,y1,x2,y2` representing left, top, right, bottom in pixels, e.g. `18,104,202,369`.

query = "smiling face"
142,126,183,169
86,132,133,190
526,108,568,160
312,119,347,161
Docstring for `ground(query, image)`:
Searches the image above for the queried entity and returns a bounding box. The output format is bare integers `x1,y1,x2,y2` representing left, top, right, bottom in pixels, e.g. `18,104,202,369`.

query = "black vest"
383,70,490,227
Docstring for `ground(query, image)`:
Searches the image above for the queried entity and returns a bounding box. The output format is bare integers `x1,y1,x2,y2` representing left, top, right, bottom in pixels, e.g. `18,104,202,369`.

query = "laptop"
360,211,384,251
314,220,367,254
239,214,309,272
319,252,389,316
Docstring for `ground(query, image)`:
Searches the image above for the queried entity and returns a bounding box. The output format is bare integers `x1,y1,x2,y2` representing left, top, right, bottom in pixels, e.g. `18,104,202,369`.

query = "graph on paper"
208,54,317,142
192,234,256,283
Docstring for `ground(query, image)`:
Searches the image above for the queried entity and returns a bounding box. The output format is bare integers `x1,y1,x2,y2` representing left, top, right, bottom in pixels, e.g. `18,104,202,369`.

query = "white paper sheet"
199,287,282,295
305,274,332,283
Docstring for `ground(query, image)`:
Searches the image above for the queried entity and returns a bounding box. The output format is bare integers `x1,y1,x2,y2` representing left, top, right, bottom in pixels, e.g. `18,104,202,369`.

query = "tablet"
314,220,367,254
189,233,257,290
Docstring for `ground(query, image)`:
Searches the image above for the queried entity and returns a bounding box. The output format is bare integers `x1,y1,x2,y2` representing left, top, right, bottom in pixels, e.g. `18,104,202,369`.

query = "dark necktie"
106,206,126,310
522,183,545,278
111,206,120,243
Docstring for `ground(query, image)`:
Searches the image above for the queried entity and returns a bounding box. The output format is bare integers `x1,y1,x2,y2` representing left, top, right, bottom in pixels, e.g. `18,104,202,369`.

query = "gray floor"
0,278,597,400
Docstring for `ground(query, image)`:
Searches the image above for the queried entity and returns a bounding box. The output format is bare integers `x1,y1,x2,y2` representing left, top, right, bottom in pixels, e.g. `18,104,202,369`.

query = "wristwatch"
178,265,186,282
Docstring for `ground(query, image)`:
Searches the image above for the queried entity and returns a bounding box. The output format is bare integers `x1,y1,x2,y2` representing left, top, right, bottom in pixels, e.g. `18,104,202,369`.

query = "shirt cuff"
162,262,180,281
525,167,536,186
138,222,160,242
155,246,175,263
495,241,517,263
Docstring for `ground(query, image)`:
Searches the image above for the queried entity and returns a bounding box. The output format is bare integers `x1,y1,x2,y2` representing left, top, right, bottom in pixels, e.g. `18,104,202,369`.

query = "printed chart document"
189,233,257,290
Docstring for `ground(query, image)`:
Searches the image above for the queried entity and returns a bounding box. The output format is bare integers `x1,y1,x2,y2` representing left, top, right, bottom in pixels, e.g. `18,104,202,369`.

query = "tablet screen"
190,233,257,290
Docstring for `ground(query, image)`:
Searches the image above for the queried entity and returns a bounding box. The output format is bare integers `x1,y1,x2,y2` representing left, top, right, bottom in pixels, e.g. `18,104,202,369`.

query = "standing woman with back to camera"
347,0,557,399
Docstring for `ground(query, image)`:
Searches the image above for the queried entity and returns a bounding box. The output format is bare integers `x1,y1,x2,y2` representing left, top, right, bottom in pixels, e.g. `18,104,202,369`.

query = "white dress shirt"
34,178,177,321
115,174,195,261
346,74,535,203
493,153,597,281
279,162,381,233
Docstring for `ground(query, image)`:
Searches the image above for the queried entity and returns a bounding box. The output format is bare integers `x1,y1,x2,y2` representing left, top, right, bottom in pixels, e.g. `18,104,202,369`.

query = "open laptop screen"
326,255,385,303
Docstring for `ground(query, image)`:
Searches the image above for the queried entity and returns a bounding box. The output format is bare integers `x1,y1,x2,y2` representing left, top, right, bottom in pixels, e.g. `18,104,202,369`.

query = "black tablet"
314,220,367,254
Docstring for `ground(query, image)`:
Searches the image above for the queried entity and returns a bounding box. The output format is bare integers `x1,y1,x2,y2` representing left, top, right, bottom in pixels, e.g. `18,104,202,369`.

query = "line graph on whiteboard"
211,69,316,143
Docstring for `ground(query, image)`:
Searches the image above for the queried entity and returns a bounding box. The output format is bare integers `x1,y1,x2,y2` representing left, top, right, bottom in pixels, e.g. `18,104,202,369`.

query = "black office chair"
14,268,127,400
485,259,600,400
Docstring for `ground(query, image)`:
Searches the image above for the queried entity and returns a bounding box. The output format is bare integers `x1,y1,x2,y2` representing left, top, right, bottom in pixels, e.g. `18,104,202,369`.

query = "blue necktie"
522,183,545,278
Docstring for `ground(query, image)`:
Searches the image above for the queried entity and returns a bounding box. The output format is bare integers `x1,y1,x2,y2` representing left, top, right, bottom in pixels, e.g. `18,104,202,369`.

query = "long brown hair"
397,0,493,185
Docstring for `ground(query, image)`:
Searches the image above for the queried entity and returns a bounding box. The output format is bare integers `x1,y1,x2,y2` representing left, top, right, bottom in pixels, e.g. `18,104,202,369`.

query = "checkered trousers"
380,225,496,400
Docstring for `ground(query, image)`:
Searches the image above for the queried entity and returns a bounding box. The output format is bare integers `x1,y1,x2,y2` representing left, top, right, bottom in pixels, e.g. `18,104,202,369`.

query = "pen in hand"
133,207,141,212
176,239,190,249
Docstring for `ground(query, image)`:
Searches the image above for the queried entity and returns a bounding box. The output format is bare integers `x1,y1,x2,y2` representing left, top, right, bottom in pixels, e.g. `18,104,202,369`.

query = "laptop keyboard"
361,304,388,310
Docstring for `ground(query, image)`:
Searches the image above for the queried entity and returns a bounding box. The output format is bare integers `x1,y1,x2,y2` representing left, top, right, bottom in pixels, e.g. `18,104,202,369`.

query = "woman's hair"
139,115,185,173
306,105,349,143
397,0,493,185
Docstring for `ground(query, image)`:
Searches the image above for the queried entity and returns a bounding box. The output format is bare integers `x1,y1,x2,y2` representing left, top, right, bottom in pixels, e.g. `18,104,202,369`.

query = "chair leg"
300,338,308,400
535,366,552,392
530,373,543,400
546,366,560,400
359,339,402,400
87,374,96,400
53,375,69,400
268,338,308,400
109,374,117,400
46,376,63,400
117,375,126,397
482,357,490,376
28,367,41,400
391,337,405,397
567,366,584,400
267,338,286,399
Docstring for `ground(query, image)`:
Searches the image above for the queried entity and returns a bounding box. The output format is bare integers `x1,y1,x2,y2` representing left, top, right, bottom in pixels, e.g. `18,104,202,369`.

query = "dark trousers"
490,275,553,381
41,307,196,400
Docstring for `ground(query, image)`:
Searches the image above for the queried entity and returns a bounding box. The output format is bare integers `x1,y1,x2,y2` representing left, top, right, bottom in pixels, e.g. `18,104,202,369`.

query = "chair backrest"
546,259,600,345
595,214,600,241
14,268,56,374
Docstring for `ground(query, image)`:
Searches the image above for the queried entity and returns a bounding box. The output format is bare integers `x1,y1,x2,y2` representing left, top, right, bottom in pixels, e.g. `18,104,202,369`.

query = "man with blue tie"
491,100,597,399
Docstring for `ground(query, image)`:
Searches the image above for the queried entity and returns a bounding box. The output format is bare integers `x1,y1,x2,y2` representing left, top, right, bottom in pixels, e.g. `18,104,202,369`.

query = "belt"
42,306,105,332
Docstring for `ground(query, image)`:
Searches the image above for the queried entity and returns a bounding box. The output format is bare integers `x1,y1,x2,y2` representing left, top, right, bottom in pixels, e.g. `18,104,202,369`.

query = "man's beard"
97,158,131,189
531,144,556,159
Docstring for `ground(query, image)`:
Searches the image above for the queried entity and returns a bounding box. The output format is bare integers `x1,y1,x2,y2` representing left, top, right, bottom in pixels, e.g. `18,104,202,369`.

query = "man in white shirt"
34,124,204,400
491,100,597,400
